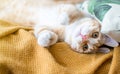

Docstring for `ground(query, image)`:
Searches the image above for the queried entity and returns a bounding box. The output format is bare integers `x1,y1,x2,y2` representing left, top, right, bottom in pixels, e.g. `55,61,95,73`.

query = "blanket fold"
0,20,120,74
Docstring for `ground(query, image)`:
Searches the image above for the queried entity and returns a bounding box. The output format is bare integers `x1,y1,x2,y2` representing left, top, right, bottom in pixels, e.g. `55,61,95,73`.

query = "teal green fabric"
94,5,111,21
87,0,120,21
88,0,120,14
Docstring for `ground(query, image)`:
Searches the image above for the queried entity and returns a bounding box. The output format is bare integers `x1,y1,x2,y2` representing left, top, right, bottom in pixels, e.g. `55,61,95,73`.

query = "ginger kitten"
0,0,118,53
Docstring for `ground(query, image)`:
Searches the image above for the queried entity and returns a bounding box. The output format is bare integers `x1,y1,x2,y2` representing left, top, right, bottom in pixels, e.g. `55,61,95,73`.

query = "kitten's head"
73,18,118,53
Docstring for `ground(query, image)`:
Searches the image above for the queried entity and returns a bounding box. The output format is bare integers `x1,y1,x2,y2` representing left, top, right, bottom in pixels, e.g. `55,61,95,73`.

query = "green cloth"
80,0,120,21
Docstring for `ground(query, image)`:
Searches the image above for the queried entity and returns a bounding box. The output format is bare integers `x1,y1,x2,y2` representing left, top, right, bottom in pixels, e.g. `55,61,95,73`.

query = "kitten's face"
75,20,102,53
72,19,118,53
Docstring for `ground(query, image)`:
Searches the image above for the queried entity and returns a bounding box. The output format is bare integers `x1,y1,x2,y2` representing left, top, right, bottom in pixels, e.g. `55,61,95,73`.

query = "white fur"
37,30,58,47
0,1,118,53
65,18,103,53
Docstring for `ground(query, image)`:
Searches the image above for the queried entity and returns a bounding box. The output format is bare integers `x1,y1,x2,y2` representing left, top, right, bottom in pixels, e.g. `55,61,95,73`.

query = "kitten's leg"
58,4,83,24
57,12,69,25
36,30,58,47
60,4,83,23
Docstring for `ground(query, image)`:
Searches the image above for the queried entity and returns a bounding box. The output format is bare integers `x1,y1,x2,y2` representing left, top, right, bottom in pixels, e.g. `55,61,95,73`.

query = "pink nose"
82,35,87,41
82,35,88,40
80,34,88,41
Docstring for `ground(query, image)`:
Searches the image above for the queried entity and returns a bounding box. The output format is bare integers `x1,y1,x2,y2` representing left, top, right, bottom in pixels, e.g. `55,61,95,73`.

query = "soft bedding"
0,20,120,74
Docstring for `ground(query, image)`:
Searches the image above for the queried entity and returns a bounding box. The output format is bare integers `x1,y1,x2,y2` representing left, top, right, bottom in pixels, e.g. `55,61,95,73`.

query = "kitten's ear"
103,34,119,47
97,47,110,53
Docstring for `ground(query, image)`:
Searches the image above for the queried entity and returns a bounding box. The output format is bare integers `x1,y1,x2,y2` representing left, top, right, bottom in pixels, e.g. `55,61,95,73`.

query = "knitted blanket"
0,20,120,74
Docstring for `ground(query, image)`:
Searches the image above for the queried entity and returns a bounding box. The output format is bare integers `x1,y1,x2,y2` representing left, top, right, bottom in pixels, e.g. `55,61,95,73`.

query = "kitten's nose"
82,35,88,41
79,33,88,41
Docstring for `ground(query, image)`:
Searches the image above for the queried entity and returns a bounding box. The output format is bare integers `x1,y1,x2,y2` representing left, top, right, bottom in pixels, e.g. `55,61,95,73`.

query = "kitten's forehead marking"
78,22,90,41
80,21,97,35
79,20,101,42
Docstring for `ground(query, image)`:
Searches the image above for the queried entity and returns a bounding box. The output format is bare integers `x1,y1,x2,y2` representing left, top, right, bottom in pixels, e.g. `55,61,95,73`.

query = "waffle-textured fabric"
0,20,120,74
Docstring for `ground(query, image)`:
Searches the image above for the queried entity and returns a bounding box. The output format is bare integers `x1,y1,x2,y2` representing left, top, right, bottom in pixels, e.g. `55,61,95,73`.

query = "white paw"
37,30,58,47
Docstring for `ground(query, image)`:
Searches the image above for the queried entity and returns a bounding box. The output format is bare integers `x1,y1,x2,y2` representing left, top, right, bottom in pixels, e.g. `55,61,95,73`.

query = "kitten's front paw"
37,30,58,47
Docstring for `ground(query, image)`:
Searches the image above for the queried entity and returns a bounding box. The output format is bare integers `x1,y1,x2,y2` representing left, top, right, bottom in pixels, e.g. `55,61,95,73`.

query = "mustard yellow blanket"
0,20,120,74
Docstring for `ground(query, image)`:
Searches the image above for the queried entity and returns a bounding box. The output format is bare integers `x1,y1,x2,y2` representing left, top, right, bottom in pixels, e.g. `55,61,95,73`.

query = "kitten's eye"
92,32,99,38
83,44,88,51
